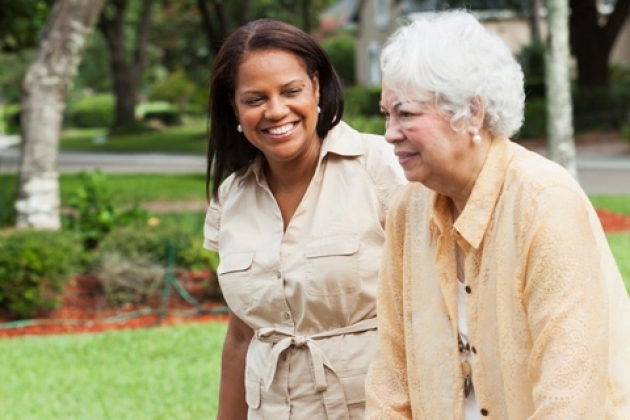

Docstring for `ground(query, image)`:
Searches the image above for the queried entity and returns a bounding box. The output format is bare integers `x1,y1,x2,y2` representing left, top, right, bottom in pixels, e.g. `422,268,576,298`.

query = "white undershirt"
458,280,481,420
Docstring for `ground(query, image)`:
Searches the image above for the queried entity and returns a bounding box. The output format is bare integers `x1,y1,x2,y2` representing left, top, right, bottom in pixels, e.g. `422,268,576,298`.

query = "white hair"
380,10,525,138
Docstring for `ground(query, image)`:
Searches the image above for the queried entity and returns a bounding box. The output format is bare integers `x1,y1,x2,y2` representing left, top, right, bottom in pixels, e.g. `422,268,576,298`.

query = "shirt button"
276,271,282,279
283,312,291,320
465,285,472,294
480,408,489,416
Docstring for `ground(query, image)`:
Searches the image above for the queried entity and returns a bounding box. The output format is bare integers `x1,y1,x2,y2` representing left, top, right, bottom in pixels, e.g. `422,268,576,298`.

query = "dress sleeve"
365,188,413,419
524,185,608,418
203,194,222,252
363,135,407,216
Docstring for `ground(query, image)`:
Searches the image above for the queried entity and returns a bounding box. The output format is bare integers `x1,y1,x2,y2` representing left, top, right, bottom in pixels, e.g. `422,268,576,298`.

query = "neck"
445,138,492,219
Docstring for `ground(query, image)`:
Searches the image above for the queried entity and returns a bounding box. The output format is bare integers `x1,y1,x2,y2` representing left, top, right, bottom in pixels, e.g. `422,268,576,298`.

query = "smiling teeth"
268,123,294,135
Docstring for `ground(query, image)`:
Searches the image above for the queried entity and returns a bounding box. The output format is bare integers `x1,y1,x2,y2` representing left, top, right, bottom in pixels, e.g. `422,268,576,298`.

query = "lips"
265,122,296,135
395,151,418,165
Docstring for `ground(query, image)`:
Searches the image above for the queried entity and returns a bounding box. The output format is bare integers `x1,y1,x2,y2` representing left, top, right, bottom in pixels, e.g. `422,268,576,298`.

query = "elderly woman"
204,19,405,419
365,10,630,419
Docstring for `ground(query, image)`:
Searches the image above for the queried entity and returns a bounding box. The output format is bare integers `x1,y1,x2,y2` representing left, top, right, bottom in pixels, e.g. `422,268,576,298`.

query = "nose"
384,118,404,144
264,97,288,120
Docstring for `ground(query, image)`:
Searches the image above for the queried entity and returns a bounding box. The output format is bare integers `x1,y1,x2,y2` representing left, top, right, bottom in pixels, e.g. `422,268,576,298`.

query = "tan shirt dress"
204,121,406,419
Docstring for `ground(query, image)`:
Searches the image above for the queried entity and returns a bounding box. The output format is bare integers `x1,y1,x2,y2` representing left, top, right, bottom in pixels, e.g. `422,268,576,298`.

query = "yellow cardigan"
365,137,630,419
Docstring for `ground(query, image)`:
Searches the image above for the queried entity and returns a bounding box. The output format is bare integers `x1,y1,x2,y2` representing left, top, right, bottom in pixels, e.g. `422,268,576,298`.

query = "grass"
0,173,207,205
0,322,227,419
589,195,630,215
607,233,630,293
59,125,207,155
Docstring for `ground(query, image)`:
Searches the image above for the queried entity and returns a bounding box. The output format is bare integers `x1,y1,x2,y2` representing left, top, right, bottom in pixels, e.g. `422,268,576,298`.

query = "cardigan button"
480,408,489,416
471,346,477,354
465,285,472,294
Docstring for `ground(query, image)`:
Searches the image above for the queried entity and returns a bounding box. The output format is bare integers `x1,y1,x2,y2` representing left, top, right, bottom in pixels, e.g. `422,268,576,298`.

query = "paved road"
0,148,207,174
1,145,629,194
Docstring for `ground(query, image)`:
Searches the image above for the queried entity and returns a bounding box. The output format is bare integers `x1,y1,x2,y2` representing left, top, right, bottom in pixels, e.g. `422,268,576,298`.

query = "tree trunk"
98,0,154,128
526,0,543,43
570,0,630,88
15,0,106,229
545,0,577,180
197,0,254,55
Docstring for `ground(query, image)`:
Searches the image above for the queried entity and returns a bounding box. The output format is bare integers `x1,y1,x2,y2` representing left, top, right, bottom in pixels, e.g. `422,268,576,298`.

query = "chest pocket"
217,251,255,311
305,234,360,296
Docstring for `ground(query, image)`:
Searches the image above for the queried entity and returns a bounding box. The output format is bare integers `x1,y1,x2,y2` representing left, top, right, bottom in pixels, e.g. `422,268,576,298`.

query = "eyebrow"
380,100,403,111
239,79,305,96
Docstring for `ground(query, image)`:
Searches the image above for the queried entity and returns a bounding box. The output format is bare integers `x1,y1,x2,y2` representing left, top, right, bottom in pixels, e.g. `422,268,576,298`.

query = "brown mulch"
596,208,630,233
0,270,229,339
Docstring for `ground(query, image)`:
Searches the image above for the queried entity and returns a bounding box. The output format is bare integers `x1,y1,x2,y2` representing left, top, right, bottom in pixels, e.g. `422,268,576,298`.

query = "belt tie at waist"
255,317,378,393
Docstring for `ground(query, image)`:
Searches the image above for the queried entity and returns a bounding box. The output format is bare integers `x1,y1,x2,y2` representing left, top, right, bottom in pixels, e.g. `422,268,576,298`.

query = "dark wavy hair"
206,19,344,201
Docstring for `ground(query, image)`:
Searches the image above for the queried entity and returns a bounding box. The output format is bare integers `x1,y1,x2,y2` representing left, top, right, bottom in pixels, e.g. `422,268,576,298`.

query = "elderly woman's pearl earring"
472,128,482,145
237,124,243,133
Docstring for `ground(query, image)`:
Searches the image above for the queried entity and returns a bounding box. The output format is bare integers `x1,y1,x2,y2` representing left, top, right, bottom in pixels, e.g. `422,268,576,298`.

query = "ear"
469,96,485,130
312,71,320,105
232,103,240,123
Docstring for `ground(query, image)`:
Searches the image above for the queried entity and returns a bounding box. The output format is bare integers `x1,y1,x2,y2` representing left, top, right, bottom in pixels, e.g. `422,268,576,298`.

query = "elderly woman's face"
233,49,321,166
380,88,471,188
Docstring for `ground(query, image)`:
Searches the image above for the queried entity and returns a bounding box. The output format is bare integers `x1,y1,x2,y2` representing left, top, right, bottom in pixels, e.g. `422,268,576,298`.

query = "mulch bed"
0,270,228,339
1,208,628,339
596,208,630,233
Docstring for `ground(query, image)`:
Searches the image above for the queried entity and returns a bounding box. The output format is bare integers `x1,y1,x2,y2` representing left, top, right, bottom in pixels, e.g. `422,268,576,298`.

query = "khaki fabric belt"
254,317,378,419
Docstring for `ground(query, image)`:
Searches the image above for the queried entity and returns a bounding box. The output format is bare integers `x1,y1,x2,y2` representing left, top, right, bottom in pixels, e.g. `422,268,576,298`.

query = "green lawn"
589,194,630,216
59,125,207,155
0,322,226,419
0,173,206,205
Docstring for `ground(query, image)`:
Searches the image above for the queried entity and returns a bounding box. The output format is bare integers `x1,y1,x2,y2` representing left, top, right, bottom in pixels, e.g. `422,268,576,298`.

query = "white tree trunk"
15,0,105,229
545,0,578,180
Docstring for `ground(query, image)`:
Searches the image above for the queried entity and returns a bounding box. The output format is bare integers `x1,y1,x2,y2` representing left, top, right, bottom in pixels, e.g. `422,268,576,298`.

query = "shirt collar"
240,121,365,182
430,136,512,249
454,136,512,249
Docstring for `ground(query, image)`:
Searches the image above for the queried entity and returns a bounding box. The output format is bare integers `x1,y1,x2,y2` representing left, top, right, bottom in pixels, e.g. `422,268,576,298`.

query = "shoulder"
505,142,587,203
500,142,595,232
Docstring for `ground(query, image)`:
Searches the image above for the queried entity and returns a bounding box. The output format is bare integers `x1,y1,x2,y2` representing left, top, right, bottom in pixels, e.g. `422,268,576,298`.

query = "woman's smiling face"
233,49,321,167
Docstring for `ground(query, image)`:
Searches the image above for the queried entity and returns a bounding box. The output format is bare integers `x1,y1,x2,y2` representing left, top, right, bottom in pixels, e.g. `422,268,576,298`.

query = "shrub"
321,34,356,86
0,176,15,227
1,104,21,135
144,109,181,126
344,86,382,117
517,41,545,87
0,230,80,319
93,252,164,308
93,221,220,299
95,222,207,268
518,97,547,139
572,85,630,131
64,170,150,250
66,94,115,128
148,69,196,113
344,115,385,135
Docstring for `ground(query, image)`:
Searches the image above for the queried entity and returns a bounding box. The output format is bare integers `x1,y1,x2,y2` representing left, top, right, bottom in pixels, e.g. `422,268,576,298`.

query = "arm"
524,186,608,418
217,312,254,420
365,190,412,419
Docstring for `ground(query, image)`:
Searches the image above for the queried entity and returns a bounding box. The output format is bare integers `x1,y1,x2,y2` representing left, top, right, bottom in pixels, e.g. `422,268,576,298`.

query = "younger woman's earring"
317,106,321,114
237,124,243,133
472,128,482,145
